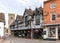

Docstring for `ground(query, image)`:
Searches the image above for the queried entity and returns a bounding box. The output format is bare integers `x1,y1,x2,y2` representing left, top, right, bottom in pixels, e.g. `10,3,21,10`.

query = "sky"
0,0,46,28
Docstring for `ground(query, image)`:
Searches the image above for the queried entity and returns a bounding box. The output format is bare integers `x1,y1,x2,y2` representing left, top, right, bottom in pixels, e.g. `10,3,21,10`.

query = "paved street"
11,37,60,43
0,36,60,43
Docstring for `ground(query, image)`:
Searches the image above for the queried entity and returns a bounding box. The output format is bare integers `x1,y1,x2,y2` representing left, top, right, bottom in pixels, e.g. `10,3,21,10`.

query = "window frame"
48,27,56,37
50,13,56,22
35,14,40,25
50,2,56,9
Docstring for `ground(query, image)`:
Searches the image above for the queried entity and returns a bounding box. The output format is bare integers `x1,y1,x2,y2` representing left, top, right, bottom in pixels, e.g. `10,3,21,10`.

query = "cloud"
0,0,44,14
0,1,8,12
0,0,44,28
18,0,43,7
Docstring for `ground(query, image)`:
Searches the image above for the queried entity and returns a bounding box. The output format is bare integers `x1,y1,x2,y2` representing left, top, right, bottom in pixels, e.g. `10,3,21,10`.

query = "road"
0,36,60,43
6,37,60,43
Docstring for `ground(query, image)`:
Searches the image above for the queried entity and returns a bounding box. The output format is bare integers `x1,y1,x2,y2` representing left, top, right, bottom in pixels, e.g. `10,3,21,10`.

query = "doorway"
33,28,43,39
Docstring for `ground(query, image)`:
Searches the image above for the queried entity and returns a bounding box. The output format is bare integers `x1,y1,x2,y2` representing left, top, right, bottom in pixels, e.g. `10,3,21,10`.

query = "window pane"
48,27,56,37
36,15,40,25
52,15,55,20
43,31,46,35
51,13,56,21
50,3,56,8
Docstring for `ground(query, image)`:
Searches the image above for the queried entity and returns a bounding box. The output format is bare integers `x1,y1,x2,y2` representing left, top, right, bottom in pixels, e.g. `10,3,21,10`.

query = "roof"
0,13,5,24
37,7,43,14
25,8,33,16
16,15,23,21
34,7,43,15
44,0,51,3
10,15,23,26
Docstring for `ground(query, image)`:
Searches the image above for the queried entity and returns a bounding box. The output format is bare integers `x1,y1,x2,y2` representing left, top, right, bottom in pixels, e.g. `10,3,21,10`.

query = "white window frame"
50,2,56,9
50,13,56,22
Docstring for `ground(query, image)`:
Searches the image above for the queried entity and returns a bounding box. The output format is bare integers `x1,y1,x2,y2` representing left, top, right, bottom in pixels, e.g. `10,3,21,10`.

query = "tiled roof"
37,7,43,14
44,0,51,3
17,15,23,21
10,15,23,26
34,7,43,15
10,7,43,26
0,13,5,24
25,8,33,16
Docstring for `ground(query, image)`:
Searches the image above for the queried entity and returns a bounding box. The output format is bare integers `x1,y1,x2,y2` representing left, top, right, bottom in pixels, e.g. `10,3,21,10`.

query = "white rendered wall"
43,26,58,39
43,27,48,39
0,22,4,37
56,27,58,39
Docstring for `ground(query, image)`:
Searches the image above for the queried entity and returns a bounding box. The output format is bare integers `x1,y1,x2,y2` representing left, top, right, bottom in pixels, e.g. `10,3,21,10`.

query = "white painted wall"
43,26,58,39
0,22,4,37
31,15,43,29
56,27,58,39
43,27,48,39
11,13,43,30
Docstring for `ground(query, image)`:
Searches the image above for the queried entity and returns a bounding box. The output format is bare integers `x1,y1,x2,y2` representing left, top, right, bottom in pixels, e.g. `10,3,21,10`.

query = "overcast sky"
0,0,46,28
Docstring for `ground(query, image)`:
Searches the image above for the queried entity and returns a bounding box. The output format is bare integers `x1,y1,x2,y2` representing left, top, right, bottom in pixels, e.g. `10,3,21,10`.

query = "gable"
16,15,23,21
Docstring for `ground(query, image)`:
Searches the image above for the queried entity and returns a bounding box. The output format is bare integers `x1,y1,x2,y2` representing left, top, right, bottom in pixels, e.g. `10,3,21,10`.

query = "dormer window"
50,2,56,8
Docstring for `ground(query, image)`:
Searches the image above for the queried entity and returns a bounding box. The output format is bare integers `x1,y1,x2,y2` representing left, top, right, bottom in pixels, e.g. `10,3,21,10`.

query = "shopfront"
33,29,43,39
43,26,58,39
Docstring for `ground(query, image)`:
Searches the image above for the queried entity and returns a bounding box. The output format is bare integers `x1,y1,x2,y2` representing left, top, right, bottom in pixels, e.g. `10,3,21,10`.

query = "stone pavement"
9,37,60,43
0,36,60,43
0,39,12,43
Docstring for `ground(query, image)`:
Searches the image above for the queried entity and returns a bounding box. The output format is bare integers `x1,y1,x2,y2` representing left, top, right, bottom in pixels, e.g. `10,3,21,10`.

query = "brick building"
43,0,60,39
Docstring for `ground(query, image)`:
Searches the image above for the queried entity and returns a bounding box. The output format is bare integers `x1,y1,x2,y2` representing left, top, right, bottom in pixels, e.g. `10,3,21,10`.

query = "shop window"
43,31,46,35
48,27,56,37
